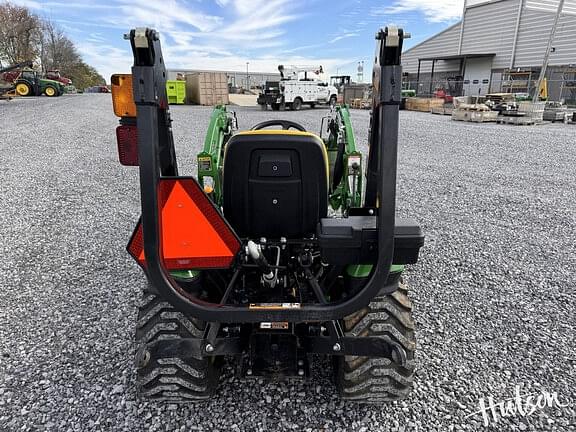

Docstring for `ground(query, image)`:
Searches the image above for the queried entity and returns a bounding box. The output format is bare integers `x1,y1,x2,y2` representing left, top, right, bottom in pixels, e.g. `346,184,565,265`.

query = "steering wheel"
250,120,307,132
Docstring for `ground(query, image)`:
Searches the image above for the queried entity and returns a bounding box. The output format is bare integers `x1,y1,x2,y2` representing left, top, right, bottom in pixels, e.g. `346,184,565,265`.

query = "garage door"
463,57,493,96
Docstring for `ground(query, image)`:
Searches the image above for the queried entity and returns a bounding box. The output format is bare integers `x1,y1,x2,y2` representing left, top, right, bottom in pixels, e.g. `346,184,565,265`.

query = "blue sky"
12,0,464,82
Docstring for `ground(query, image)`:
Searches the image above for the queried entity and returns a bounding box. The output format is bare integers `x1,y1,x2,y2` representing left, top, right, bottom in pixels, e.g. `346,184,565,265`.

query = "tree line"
0,2,105,89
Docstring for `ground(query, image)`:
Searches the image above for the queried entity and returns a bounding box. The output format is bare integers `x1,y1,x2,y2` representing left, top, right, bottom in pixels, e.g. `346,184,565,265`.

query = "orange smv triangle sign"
127,178,241,270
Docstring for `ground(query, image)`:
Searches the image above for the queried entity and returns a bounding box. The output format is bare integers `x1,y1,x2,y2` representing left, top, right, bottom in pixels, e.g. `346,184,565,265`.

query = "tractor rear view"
111,26,424,403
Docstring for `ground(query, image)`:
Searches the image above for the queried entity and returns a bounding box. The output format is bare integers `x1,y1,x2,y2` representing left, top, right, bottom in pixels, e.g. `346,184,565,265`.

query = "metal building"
402,0,576,101
166,69,280,91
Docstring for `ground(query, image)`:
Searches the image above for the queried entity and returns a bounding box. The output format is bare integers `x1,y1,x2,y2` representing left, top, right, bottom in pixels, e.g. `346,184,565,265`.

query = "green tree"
39,19,79,73
67,62,106,89
0,2,42,65
1,3,105,88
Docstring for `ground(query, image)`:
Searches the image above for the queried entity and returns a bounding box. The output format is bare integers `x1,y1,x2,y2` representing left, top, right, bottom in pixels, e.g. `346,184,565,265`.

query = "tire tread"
336,280,416,403
135,292,219,401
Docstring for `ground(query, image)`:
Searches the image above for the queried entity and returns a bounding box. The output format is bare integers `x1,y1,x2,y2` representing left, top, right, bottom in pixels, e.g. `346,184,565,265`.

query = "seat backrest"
223,130,328,239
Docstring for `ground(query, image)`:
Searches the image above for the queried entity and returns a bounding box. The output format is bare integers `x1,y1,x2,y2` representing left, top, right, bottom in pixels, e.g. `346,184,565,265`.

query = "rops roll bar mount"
130,26,406,323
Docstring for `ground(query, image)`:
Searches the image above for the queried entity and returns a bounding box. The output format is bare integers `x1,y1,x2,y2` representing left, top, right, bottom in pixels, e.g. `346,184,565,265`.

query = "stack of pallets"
543,102,568,123
350,98,370,109
405,97,444,112
431,104,454,116
497,112,535,125
497,102,545,126
452,103,498,123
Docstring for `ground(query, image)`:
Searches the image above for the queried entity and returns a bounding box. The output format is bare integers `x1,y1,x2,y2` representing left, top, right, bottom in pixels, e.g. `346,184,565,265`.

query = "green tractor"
14,69,64,97
111,26,424,403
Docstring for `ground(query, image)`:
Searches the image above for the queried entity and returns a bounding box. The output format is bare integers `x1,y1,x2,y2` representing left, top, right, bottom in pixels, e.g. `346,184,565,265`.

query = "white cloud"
171,55,346,76
329,32,359,44
11,0,351,82
100,0,298,50
77,38,347,83
112,0,223,33
87,0,308,80
373,0,464,23
74,41,132,82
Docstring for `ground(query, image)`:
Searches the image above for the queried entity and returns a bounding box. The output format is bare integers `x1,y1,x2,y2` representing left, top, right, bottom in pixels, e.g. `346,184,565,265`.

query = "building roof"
402,0,576,73
167,68,280,76
418,53,495,62
402,22,461,57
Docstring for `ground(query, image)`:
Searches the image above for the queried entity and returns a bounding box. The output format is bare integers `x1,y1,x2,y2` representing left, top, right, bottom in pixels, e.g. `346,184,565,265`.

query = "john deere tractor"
14,69,64,97
111,26,424,403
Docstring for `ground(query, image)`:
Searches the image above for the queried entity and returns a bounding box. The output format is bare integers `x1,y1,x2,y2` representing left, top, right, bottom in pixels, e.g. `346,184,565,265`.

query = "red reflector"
127,178,241,270
127,220,145,265
116,125,138,166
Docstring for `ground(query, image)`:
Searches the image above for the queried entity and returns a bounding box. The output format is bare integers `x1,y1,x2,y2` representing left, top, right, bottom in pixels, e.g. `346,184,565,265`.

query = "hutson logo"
466,385,571,427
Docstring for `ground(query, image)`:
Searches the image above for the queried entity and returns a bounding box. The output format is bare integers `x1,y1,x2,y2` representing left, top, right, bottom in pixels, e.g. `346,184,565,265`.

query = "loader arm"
129,26,406,323
365,27,405,208
197,105,236,206
324,105,363,211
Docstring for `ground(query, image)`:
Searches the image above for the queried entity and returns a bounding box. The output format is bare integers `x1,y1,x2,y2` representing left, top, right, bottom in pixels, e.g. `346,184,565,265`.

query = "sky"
11,0,465,82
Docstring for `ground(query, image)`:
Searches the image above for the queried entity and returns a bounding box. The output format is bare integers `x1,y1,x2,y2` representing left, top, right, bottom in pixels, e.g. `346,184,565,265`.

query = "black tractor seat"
223,130,329,239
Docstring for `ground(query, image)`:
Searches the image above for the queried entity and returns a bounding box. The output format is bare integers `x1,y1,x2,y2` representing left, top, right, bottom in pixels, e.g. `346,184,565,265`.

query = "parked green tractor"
15,69,64,97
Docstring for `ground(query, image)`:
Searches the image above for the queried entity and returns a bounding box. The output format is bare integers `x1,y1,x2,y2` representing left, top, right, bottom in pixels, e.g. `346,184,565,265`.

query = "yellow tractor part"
45,86,56,97
539,77,548,100
15,83,30,96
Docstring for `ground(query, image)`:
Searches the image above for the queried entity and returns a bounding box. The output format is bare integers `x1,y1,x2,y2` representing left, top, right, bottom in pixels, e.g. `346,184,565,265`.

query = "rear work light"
111,74,136,118
128,178,241,270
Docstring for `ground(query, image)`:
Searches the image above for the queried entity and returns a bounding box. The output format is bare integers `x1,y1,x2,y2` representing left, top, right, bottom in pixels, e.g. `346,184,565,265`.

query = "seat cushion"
223,130,328,239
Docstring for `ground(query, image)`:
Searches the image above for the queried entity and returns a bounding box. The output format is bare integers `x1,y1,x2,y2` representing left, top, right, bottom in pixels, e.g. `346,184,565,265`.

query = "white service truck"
258,65,338,111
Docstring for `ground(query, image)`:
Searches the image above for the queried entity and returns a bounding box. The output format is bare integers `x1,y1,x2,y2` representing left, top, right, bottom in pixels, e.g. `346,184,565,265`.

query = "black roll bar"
131,26,405,323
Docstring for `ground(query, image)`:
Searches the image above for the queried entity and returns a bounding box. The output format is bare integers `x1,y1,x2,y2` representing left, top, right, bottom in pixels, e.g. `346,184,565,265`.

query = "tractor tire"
335,280,416,403
15,83,31,97
292,97,303,111
44,86,57,97
135,290,220,401
271,103,280,111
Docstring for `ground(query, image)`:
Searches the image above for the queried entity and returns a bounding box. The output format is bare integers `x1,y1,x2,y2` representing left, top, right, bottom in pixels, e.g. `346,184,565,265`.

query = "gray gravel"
0,94,575,431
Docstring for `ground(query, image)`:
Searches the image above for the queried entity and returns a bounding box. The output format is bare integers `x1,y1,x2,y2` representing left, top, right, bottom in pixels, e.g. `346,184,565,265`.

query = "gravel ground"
0,94,575,431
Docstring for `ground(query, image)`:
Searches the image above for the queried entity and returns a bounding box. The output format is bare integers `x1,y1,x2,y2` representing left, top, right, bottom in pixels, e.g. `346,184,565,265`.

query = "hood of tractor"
41,78,64,89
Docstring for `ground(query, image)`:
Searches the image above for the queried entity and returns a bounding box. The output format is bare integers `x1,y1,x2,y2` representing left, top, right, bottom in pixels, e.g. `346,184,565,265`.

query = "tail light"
111,73,138,166
116,125,138,166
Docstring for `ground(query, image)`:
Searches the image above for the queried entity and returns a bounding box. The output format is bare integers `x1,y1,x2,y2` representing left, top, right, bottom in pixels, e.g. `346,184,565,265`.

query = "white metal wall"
525,0,576,15
402,0,576,73
514,3,576,66
460,0,520,69
402,24,462,73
